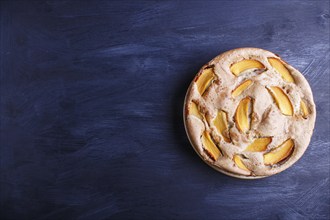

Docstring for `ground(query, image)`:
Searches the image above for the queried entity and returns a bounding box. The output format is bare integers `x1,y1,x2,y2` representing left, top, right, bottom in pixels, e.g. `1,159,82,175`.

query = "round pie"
183,48,316,179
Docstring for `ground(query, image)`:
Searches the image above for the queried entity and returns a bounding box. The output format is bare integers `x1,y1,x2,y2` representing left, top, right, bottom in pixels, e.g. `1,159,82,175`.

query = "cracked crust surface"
183,48,316,179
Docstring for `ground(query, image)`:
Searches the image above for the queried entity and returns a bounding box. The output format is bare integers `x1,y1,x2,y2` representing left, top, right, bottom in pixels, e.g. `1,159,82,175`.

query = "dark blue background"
1,1,329,219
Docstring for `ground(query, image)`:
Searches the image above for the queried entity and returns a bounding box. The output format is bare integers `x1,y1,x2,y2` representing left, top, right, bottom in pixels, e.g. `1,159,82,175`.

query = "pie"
183,48,316,179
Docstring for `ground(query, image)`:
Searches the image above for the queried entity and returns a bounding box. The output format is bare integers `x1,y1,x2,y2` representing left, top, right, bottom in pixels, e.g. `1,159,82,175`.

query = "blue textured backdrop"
1,1,329,219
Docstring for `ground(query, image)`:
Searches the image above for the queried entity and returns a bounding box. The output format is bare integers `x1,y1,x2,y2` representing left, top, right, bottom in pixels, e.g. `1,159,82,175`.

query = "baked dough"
183,48,316,179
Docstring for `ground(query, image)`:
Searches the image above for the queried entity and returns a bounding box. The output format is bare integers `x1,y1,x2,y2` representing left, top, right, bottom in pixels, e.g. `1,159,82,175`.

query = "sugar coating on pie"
184,48,316,179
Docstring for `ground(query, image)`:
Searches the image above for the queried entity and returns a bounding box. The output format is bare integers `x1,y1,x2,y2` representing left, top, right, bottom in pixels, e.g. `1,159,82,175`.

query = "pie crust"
183,48,316,179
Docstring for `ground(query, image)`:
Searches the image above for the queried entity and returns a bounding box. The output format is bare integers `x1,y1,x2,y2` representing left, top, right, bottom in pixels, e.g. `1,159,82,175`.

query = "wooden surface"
1,1,329,219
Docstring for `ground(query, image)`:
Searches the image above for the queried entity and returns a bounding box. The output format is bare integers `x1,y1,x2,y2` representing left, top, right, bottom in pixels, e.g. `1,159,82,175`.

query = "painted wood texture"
1,1,329,219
